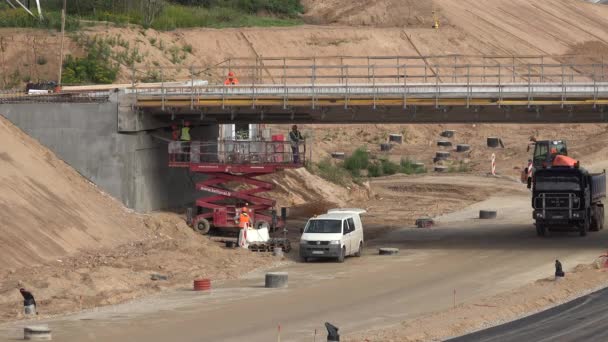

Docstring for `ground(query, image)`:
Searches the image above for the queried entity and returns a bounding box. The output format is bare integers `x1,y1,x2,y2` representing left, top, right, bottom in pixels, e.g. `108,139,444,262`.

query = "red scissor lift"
169,137,304,235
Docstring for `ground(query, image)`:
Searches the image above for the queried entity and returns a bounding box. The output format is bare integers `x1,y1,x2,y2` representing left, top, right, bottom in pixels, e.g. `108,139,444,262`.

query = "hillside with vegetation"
0,0,303,30
0,0,607,89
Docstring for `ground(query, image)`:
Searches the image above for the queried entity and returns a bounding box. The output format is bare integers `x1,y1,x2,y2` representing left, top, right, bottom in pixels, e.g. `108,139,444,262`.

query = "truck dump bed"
590,172,607,202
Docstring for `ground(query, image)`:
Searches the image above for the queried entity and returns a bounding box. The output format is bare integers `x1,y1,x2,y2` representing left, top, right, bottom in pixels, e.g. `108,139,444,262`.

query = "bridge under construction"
2,54,608,123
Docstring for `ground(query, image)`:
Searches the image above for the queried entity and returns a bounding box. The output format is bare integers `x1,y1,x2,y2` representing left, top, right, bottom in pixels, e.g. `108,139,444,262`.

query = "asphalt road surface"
448,286,608,342
1,176,608,342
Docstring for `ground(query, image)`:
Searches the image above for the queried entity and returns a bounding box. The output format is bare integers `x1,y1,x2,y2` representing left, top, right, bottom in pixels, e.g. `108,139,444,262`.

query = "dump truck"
531,155,606,237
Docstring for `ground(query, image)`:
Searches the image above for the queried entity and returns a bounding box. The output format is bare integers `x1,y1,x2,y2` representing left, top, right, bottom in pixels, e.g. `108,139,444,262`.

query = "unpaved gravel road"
2,175,607,342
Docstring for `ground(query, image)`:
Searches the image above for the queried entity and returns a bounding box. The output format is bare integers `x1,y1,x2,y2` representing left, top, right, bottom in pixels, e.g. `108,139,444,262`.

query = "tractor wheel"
194,218,211,235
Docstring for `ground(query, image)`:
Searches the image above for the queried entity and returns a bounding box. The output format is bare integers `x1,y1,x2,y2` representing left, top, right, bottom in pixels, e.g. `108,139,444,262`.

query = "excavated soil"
0,116,275,322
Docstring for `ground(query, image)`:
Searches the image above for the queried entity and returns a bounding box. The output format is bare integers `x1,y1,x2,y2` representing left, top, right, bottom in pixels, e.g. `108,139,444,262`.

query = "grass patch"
448,161,472,173
400,158,426,174
343,148,369,177
0,8,80,30
151,4,302,30
309,158,351,187
366,158,400,177
0,1,303,30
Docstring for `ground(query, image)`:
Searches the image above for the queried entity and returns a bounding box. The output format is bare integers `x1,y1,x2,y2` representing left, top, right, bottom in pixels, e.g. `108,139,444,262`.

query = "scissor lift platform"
169,139,305,234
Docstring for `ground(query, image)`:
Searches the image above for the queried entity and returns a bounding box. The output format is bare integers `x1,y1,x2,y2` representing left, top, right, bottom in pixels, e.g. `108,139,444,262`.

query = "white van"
299,209,366,263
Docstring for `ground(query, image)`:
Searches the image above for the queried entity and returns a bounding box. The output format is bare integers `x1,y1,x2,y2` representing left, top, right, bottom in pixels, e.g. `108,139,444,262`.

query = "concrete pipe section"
479,210,497,219
487,137,501,148
389,134,403,144
379,248,399,255
265,272,288,288
456,144,470,152
437,140,453,147
24,325,51,340
440,130,456,138
436,151,450,160
380,143,392,151
331,152,346,160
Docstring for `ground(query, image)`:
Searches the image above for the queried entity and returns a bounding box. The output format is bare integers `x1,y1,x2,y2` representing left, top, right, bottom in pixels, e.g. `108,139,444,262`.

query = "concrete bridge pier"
0,91,217,212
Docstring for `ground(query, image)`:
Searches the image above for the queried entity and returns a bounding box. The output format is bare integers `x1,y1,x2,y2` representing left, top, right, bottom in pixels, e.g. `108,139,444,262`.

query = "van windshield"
304,219,342,234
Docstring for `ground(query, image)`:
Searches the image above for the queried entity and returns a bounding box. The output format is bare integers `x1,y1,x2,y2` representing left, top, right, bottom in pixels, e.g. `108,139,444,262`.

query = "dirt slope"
301,0,437,27
0,115,146,269
0,115,275,321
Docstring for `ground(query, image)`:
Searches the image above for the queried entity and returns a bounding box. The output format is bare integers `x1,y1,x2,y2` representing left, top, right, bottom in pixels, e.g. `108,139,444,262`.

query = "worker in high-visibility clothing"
224,71,239,85
180,121,191,162
239,207,251,229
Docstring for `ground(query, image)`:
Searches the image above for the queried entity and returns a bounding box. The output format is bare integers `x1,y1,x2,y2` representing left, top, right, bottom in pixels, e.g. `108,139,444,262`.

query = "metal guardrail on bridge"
128,55,608,111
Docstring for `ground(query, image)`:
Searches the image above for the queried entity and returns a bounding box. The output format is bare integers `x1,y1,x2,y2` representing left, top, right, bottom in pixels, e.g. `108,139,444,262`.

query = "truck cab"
299,209,365,263
532,166,605,237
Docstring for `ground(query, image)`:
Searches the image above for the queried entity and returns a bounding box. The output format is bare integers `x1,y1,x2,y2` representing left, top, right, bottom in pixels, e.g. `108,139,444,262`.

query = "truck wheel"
354,242,363,257
337,247,346,263
580,218,589,237
601,207,605,230
591,215,600,232
194,218,211,235
536,223,547,237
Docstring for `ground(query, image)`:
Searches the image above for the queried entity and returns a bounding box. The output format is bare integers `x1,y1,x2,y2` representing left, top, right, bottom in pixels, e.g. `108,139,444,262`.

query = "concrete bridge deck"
133,82,608,123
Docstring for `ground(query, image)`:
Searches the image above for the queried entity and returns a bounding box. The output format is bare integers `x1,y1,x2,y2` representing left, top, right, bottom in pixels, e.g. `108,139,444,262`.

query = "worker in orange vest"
224,71,239,85
239,206,251,229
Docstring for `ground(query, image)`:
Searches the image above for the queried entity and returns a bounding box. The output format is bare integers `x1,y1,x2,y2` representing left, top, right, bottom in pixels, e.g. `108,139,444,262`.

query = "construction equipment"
530,155,606,237
169,137,305,235
25,81,59,94
524,139,568,185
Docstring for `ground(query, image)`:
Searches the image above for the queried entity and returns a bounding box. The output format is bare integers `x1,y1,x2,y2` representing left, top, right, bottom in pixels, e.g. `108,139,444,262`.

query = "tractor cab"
531,140,568,169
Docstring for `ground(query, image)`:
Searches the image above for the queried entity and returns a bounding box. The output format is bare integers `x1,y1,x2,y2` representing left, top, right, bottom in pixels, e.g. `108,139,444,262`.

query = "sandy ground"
0,116,276,322
3,174,608,341
350,266,608,342
0,115,143,269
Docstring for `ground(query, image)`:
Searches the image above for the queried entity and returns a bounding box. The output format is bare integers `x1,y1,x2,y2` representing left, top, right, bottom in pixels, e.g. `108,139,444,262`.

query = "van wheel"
337,247,345,263
354,242,363,257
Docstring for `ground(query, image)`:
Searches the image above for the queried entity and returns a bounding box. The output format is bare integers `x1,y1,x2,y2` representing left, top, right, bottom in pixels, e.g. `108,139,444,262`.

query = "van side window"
347,218,355,232
342,220,349,234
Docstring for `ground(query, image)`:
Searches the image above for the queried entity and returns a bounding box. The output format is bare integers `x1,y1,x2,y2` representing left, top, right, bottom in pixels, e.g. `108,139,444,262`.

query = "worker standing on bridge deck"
224,71,239,85
180,121,191,162
289,125,304,164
